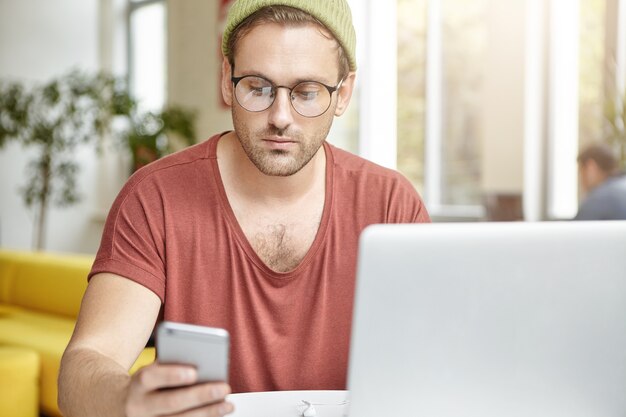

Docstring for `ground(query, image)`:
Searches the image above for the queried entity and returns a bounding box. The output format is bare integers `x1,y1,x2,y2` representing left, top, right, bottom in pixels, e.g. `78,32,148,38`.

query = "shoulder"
109,135,220,215
127,136,216,187
327,144,430,223
329,144,412,183
605,174,626,191
575,175,626,220
328,144,417,193
588,175,626,203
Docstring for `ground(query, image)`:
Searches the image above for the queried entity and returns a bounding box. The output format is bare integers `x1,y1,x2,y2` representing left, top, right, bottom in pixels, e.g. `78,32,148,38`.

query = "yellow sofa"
0,250,155,417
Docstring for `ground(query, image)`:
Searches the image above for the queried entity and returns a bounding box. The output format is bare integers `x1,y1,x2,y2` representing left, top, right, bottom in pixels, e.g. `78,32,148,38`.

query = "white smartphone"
156,321,230,383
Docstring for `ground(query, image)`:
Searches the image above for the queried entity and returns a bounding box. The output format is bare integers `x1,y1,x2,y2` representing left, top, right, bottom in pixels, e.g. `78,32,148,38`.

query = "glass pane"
397,0,427,193
439,0,487,205
130,2,166,112
579,0,605,149
397,0,486,207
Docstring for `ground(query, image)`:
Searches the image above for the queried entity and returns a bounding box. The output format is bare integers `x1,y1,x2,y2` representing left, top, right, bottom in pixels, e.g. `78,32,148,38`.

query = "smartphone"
156,321,230,383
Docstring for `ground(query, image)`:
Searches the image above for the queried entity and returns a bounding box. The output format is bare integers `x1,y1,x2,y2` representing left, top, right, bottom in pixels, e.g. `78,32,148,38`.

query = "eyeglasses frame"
230,73,344,118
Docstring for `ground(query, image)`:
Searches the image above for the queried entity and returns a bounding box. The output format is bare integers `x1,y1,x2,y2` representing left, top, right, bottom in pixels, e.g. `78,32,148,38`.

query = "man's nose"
267,88,294,130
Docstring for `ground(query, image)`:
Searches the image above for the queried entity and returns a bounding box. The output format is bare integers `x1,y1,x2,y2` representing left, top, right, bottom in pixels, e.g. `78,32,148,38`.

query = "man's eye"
293,83,323,100
295,91,319,101
250,86,271,96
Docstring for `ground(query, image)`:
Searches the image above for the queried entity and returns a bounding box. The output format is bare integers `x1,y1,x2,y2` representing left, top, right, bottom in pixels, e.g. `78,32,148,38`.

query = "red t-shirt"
90,133,430,392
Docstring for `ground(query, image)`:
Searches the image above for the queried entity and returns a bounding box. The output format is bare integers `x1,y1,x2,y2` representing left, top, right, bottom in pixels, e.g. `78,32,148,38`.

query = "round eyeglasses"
231,75,343,118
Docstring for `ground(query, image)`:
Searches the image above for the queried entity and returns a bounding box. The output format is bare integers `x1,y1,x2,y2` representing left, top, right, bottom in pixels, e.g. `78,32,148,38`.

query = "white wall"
0,0,103,253
167,0,232,139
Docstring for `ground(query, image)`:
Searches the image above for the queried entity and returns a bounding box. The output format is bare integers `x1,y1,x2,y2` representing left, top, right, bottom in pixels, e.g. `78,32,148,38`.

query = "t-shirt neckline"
207,132,335,280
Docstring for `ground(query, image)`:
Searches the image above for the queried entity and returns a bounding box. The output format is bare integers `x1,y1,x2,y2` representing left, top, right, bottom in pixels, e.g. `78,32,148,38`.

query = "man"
58,1,430,416
574,143,626,220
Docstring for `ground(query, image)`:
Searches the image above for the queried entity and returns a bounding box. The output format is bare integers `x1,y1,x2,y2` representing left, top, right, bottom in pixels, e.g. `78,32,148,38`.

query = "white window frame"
355,0,398,170
545,0,580,220
523,0,546,222
424,0,442,211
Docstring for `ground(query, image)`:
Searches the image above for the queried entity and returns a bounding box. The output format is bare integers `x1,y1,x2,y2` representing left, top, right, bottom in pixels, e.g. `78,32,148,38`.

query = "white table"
227,390,349,417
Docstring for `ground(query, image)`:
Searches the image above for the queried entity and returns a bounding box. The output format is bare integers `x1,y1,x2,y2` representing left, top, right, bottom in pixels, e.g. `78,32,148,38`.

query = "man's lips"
262,137,297,150
263,137,296,143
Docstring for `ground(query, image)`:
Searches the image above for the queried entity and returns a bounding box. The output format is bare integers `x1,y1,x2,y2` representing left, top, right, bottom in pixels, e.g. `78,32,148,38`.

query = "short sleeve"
89,171,167,302
386,174,431,224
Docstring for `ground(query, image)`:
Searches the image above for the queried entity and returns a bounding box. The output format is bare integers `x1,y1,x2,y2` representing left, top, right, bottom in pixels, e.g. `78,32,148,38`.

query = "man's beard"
232,109,333,177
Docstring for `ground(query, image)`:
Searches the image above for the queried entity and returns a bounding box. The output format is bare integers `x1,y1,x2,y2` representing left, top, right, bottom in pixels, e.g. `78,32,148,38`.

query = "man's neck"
217,131,326,205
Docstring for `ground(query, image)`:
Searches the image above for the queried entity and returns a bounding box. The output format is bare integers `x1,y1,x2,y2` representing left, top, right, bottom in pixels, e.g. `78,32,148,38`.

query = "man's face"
579,159,606,193
222,23,354,177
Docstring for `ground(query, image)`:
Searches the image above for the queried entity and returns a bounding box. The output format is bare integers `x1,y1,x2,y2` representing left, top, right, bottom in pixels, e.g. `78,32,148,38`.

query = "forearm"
58,347,131,417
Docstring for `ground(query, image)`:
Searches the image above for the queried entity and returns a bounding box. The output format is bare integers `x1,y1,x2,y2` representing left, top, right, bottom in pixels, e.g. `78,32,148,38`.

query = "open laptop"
347,221,626,417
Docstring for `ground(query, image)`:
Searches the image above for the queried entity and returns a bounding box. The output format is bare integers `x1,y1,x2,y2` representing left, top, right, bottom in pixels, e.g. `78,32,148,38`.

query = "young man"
575,143,626,220
58,1,430,416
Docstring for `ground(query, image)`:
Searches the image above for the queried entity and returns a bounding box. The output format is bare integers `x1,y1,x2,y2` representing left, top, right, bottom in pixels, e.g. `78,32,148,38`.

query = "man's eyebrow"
234,70,335,86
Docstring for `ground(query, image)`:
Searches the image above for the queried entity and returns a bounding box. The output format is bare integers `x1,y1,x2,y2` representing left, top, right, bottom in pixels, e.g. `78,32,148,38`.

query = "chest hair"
241,211,322,273
250,217,321,273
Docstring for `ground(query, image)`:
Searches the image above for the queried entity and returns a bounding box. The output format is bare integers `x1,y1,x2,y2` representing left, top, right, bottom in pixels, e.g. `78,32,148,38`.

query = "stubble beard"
232,108,334,177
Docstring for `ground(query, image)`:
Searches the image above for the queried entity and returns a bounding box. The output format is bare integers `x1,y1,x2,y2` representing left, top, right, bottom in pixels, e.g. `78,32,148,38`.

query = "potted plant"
126,105,196,172
0,70,196,250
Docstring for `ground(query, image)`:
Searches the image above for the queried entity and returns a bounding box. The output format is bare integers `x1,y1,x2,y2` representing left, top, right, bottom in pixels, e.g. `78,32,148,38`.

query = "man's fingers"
145,382,232,415
127,363,233,416
133,363,198,392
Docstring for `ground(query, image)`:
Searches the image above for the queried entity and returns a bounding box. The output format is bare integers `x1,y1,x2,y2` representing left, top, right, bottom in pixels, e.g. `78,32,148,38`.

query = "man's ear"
221,57,233,106
334,72,356,117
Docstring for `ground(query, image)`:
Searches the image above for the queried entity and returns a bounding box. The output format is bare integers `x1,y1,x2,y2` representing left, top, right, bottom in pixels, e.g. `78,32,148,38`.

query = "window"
397,0,427,193
579,0,606,149
128,0,167,111
398,0,487,217
393,0,613,220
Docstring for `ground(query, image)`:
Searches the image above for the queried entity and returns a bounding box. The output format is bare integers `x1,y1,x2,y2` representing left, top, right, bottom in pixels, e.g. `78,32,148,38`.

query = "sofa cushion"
0,304,82,416
0,304,155,417
0,250,93,318
0,346,39,417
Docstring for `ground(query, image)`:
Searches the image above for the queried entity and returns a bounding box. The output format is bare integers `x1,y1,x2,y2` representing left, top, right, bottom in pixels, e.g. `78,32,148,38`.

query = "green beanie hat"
222,0,357,71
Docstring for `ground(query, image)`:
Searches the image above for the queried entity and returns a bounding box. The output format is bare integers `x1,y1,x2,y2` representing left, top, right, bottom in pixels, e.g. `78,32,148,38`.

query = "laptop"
347,221,626,417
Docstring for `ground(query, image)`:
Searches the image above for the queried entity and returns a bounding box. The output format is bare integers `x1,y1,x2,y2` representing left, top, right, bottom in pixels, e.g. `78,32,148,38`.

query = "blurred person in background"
574,143,626,220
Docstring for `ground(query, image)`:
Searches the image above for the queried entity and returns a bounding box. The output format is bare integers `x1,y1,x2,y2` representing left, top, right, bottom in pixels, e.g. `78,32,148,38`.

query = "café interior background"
0,0,622,253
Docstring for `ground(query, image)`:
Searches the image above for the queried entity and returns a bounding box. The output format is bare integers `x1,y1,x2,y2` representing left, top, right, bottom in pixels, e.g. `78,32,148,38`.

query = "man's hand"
59,274,236,417
126,363,234,417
